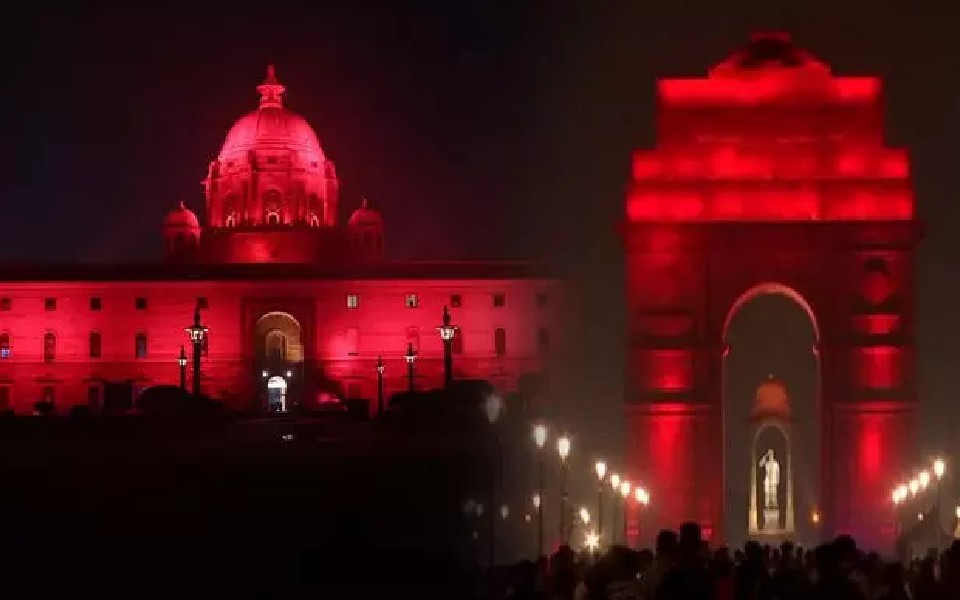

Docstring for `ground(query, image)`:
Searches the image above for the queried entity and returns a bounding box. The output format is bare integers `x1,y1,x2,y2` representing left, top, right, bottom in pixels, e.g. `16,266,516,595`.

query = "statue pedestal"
763,509,780,531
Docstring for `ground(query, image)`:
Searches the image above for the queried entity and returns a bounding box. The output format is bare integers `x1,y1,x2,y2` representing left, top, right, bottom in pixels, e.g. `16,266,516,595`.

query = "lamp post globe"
556,434,571,544
557,435,571,462
404,343,417,393
484,394,503,425
934,459,946,480
594,460,607,543
532,424,548,449
375,355,385,416
436,306,458,389
531,423,548,559
184,303,208,396
177,345,188,391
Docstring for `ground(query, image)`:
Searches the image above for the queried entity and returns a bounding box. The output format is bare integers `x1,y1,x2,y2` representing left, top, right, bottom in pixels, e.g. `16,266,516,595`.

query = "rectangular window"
89,331,102,358
450,294,462,308
197,297,209,310
404,294,419,308
346,327,360,356
43,333,55,362
0,333,10,359
87,385,101,408
90,297,102,311
0,387,8,409
0,297,10,311
494,328,507,357
537,327,551,356
493,293,506,308
536,292,549,307
135,297,148,310
135,333,147,358
346,294,360,309
44,297,56,311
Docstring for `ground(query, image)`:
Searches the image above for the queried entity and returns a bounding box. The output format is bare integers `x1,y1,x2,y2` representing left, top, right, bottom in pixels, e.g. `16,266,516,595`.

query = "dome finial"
257,64,286,108
361,197,369,209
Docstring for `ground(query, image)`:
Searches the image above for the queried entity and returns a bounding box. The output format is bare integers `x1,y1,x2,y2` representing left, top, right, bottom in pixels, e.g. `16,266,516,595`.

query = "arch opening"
721,283,820,547
254,311,303,412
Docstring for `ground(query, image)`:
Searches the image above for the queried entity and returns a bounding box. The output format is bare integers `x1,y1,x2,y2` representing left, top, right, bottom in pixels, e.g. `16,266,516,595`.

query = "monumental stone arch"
624,33,918,551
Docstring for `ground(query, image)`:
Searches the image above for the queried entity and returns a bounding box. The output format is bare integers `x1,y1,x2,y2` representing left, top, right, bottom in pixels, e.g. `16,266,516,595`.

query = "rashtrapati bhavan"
0,66,562,414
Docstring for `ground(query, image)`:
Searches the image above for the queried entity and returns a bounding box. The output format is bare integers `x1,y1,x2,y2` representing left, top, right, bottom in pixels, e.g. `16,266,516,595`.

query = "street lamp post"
437,306,458,389
634,486,650,549
404,343,417,393
619,480,631,545
375,355,385,416
609,473,620,543
594,460,607,545
532,492,542,559
184,303,208,396
177,345,188,391
934,458,946,545
484,394,503,568
557,435,571,545
532,423,548,558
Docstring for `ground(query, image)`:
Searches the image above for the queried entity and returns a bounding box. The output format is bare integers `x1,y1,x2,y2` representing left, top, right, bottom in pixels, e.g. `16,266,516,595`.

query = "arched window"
43,332,56,363
89,331,101,358
135,333,147,358
225,214,236,228
494,328,507,357
308,214,320,228
0,332,10,359
266,211,280,225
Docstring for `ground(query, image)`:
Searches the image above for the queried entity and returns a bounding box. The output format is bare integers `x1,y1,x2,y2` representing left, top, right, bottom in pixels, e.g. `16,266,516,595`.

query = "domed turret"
163,202,201,262
347,198,384,263
751,375,791,420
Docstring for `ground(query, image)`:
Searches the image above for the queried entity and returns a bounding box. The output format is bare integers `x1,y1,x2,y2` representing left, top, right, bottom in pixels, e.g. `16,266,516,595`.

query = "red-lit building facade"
0,67,561,415
625,34,917,549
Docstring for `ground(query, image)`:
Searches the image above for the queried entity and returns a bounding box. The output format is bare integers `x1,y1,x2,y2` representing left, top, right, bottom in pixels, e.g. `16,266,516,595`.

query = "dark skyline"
2,2,958,458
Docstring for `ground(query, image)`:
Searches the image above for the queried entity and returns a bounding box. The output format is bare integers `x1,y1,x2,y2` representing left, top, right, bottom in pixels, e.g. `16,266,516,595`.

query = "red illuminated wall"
0,266,561,415
625,33,917,549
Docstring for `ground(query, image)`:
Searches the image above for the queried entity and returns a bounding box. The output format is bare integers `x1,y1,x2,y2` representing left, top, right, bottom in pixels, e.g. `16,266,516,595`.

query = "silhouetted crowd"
471,522,960,600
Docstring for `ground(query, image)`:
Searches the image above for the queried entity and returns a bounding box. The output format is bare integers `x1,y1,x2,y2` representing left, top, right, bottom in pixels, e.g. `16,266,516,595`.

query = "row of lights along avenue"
892,458,946,541
476,413,653,564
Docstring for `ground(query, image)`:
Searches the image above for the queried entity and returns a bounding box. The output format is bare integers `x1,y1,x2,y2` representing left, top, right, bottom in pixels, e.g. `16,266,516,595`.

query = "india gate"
624,32,917,551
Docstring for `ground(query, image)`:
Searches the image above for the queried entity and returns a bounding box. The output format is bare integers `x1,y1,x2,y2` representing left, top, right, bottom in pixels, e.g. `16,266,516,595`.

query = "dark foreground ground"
0,416,484,598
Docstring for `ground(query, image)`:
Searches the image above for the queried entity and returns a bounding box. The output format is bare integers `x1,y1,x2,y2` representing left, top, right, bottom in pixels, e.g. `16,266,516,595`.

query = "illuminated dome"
201,65,340,239
164,201,200,230
751,376,791,420
217,65,324,165
710,32,830,79
348,198,382,228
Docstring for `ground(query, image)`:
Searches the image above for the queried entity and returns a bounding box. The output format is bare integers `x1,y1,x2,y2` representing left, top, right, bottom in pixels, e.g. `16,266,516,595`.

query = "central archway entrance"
722,284,819,547
267,375,288,412
255,311,303,412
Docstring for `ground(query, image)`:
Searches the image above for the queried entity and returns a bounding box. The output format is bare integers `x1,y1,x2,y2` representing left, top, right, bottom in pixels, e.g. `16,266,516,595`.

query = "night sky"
2,3,959,471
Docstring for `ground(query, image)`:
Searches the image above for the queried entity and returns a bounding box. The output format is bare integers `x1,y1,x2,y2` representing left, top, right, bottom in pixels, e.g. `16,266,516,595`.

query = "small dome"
217,66,325,165
751,375,791,420
348,198,382,227
164,202,200,229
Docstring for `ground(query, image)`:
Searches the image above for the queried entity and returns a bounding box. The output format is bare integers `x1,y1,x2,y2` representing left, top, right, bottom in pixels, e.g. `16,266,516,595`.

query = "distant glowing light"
584,530,600,551
557,435,571,461
935,459,946,480
919,471,930,490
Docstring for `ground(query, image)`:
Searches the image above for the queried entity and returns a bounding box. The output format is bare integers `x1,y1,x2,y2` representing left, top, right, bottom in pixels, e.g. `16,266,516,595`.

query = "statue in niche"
759,449,780,509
